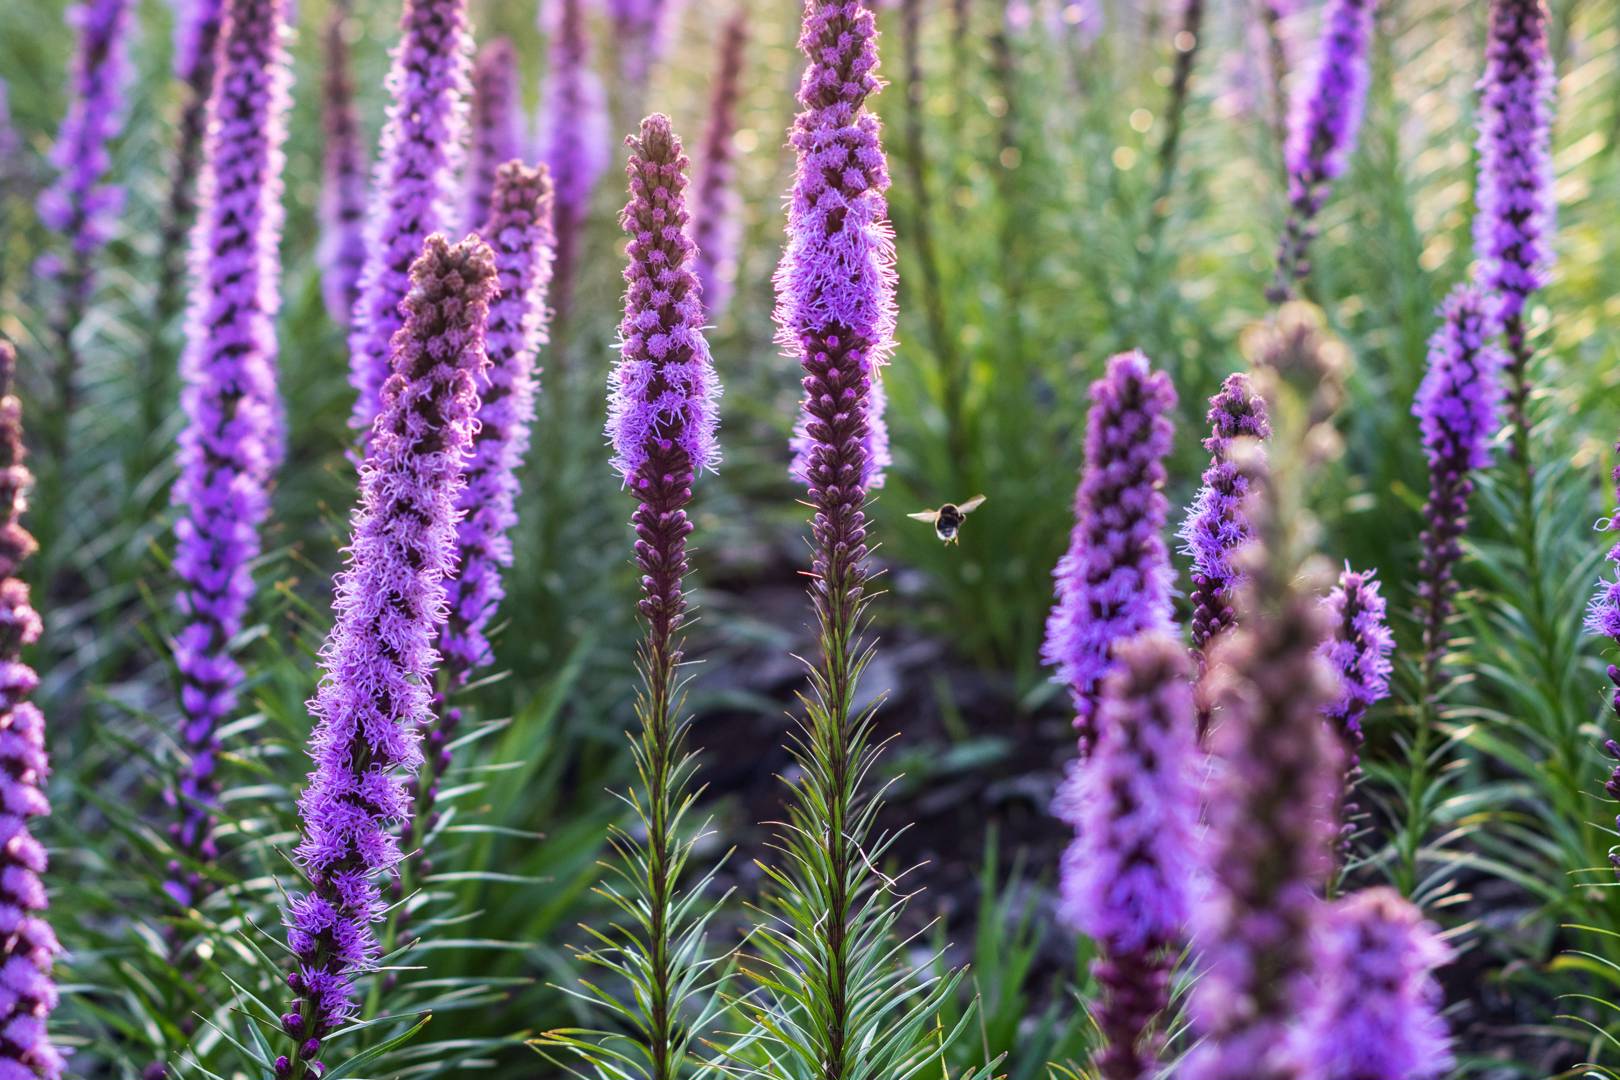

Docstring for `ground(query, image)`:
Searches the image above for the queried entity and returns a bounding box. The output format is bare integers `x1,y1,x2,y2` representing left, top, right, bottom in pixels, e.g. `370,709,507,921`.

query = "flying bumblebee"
907,495,987,545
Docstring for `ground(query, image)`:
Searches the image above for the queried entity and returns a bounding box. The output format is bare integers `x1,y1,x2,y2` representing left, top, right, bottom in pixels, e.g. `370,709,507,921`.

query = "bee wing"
957,494,988,515
907,510,941,523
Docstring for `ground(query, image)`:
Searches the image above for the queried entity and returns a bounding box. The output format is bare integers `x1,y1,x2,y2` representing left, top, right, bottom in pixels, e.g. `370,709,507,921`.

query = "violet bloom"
1300,887,1454,1080
0,343,65,1080
462,39,524,235
317,0,368,329
168,0,292,912
1318,563,1393,861
280,236,496,1078
1180,373,1270,656
347,0,473,439
1042,351,1176,755
1186,573,1343,1080
599,0,684,93
1586,449,1620,870
158,0,224,309
441,163,556,681
1413,285,1503,676
1055,632,1197,1080
690,7,748,323
1268,0,1376,302
1475,0,1554,446
538,0,611,325
777,0,897,493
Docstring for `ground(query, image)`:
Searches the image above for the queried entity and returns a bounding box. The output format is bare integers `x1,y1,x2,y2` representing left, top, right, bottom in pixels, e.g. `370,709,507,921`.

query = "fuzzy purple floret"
1055,632,1197,1080
1414,286,1505,477
608,118,722,486
37,0,132,274
282,236,496,1065
346,0,473,438
1586,446,1620,869
167,0,292,910
317,1,368,329
1474,0,1554,325
1300,887,1454,1080
538,0,611,324
1180,373,1270,656
462,40,524,235
440,164,556,679
1269,0,1375,300
0,345,64,1080
691,8,748,323
1042,351,1176,755
778,0,897,492
1186,584,1343,1080
1319,564,1393,749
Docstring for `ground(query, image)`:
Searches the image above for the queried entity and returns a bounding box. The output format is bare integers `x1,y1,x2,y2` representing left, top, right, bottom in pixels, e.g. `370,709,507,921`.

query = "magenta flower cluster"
346,0,473,439
281,236,495,1075
167,0,292,909
690,8,749,323
462,40,524,235
1319,564,1394,753
1042,350,1176,754
778,0,897,492
0,345,64,1080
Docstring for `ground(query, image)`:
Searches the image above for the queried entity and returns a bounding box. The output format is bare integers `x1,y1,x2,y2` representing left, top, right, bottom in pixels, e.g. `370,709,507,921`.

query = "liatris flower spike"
690,7,748,322
1319,564,1393,862
1268,0,1376,302
601,0,683,93
462,40,524,234
539,0,611,326
1301,887,1454,1080
279,235,496,1079
1042,350,1176,756
1475,0,1554,451
317,0,368,328
0,343,65,1080
778,0,897,492
157,0,224,316
1057,632,1198,1080
167,0,292,919
346,0,473,440
1586,448,1620,870
1413,285,1503,680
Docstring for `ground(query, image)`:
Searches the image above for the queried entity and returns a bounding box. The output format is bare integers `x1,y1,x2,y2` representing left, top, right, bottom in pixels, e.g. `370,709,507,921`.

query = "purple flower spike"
282,236,496,1072
1056,632,1197,1080
1301,887,1454,1080
168,0,292,913
1414,285,1503,676
1475,0,1554,445
608,118,722,486
0,344,65,1080
599,0,684,92
777,0,898,492
1186,575,1343,1080
442,163,556,680
159,0,224,304
1042,351,1176,756
691,7,748,323
1268,0,1376,302
462,40,524,234
317,0,368,329
539,0,611,325
1319,564,1393,754
1180,373,1270,678
346,0,473,439
1586,447,1620,869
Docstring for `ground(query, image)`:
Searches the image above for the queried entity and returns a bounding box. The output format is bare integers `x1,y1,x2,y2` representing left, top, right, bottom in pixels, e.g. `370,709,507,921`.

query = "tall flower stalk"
1474,0,1553,460
1267,0,1376,302
690,7,747,323
37,0,133,462
166,0,292,925
1042,351,1176,756
346,0,473,440
317,0,367,329
1319,564,1393,865
462,40,524,234
401,162,554,894
278,235,496,1080
546,113,725,1080
1179,372,1269,738
601,0,682,99
1057,632,1197,1080
539,0,611,329
156,0,224,325
1412,285,1503,683
1585,449,1620,871
755,5,963,1077
0,343,65,1080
